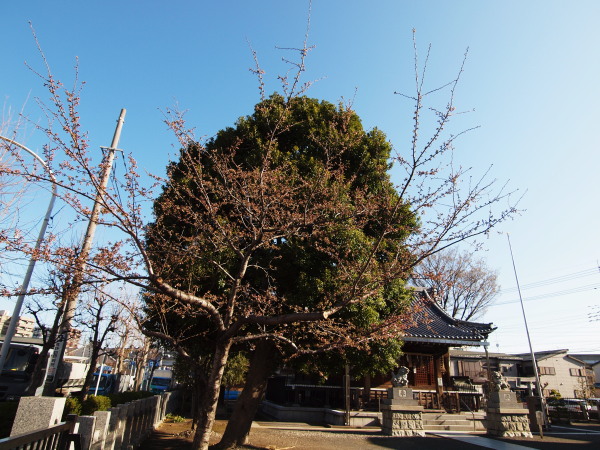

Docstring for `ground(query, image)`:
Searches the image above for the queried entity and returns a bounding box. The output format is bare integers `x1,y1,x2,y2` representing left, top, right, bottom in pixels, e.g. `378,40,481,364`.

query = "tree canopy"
146,93,417,359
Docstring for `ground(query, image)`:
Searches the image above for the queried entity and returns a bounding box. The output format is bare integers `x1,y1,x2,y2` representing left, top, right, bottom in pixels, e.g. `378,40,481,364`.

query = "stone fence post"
9,396,66,436
76,415,97,450
121,402,134,449
92,410,111,450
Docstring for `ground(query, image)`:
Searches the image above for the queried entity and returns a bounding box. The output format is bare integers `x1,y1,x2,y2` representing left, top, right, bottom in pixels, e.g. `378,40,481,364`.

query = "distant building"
449,348,596,399
569,353,600,396
65,328,83,353
517,349,596,398
32,327,44,339
449,349,535,397
0,310,35,338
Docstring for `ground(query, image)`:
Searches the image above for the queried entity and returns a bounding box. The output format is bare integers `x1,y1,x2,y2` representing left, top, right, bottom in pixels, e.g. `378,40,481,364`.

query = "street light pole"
0,136,57,373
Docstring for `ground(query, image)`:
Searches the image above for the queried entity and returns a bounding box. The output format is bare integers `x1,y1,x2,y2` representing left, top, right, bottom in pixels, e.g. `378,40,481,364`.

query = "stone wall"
260,400,381,427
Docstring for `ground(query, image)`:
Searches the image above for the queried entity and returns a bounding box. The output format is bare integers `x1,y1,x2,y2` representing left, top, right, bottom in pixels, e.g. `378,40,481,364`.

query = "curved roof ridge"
402,289,496,344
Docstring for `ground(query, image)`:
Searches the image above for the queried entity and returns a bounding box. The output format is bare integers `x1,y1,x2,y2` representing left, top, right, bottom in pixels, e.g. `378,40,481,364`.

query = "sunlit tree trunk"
219,340,277,448
192,339,232,450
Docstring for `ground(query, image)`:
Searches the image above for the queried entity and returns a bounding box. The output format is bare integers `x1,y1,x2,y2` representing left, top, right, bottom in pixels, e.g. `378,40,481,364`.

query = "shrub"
64,397,82,418
0,401,18,438
165,413,186,423
82,395,111,415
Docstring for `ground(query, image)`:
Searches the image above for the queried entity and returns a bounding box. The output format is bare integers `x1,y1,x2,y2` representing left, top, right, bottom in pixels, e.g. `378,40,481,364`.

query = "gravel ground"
142,419,600,449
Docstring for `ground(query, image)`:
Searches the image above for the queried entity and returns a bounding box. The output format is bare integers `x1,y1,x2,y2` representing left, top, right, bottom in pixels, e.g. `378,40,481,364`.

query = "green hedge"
108,390,154,407
64,397,82,418
81,395,112,415
62,391,154,418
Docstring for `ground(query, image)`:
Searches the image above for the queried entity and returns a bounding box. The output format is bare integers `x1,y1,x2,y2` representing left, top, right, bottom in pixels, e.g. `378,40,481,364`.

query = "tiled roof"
449,349,523,360
402,289,496,345
516,349,568,361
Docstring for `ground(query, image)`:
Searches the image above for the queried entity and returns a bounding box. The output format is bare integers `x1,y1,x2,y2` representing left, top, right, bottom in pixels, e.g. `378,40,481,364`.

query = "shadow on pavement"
142,428,193,450
365,435,485,449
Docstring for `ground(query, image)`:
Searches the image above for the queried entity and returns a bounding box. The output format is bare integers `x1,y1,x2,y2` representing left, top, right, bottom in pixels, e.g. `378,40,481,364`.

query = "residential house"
448,349,596,399
449,349,535,399
569,353,600,396
518,349,596,398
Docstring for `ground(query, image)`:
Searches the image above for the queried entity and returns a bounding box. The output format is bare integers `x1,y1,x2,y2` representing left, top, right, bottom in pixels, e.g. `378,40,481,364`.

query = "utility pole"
507,233,548,428
43,109,126,395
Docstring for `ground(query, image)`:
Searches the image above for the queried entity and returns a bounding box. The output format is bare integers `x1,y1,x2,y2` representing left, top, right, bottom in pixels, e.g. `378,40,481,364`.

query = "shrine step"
422,413,476,432
424,424,476,432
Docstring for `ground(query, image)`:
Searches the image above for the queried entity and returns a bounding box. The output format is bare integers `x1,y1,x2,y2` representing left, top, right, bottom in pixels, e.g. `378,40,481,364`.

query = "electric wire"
499,267,599,294
490,282,600,307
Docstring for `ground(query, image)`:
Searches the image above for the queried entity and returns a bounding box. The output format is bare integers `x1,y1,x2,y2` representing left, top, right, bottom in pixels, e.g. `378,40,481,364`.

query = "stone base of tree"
486,391,532,438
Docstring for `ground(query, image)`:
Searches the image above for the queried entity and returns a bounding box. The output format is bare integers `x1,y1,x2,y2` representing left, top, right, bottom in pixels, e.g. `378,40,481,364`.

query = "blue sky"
1,1,599,354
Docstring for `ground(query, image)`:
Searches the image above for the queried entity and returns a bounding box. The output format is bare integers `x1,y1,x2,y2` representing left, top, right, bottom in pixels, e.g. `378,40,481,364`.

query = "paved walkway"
142,419,600,449
433,433,536,449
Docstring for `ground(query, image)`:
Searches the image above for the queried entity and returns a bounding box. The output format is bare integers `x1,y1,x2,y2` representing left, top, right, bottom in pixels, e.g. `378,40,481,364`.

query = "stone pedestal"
486,391,532,438
381,387,424,437
10,396,66,436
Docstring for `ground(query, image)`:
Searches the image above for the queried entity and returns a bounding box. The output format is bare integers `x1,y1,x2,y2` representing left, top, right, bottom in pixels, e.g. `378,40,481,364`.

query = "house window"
570,368,584,377
538,366,555,375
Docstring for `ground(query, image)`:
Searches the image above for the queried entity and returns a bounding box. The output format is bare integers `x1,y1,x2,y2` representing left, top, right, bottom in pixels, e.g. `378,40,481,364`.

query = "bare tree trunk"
25,311,61,395
116,343,126,374
191,382,202,430
191,339,232,450
25,340,53,396
77,346,100,402
134,339,150,391
218,340,277,449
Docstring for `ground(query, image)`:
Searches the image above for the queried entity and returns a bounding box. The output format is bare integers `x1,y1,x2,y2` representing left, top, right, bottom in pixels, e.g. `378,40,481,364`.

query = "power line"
499,267,599,294
490,282,600,307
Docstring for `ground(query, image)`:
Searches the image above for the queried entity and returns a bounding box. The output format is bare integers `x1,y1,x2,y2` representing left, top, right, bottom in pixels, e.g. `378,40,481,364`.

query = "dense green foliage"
64,396,83,417
146,94,417,379
81,395,112,415
222,352,249,389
